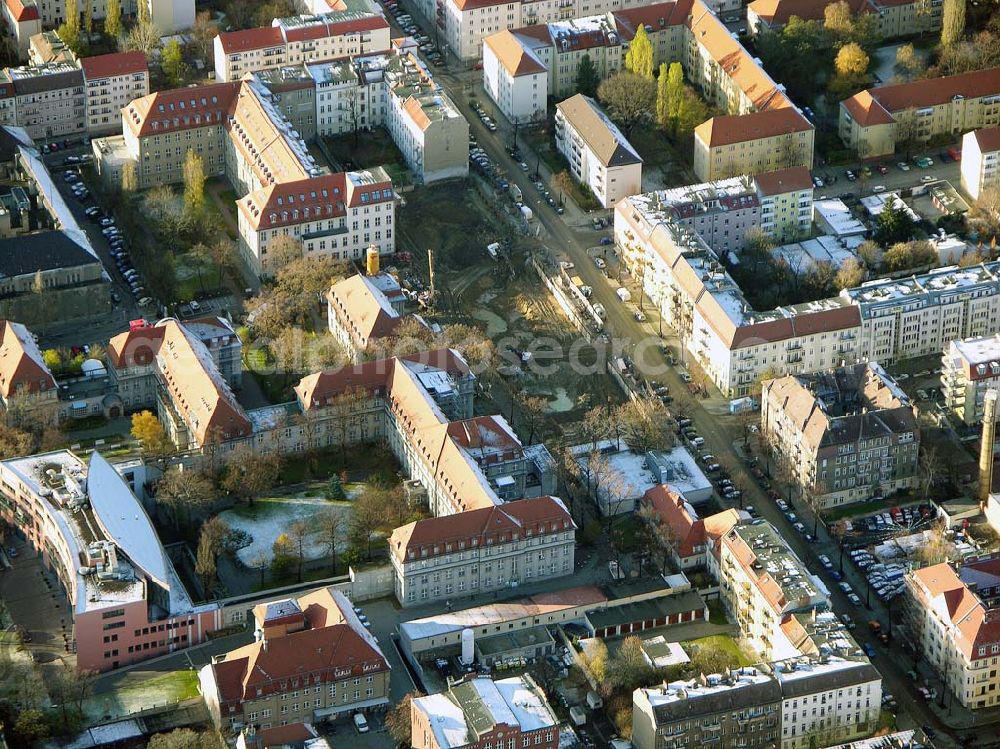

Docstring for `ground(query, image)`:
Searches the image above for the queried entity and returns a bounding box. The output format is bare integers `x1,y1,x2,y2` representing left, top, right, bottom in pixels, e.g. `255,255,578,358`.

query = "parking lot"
813,149,962,202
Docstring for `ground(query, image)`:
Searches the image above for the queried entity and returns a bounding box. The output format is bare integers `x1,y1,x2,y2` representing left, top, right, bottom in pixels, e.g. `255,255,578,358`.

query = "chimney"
980,389,999,506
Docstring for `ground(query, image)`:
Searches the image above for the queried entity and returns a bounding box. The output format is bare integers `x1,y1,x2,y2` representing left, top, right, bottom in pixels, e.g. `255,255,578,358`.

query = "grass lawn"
610,515,645,554
278,444,399,484
682,635,753,666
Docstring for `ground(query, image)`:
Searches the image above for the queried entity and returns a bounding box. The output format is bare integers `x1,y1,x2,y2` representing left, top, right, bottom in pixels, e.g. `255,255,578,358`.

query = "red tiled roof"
80,51,148,80
217,26,284,54
842,89,895,127
248,723,320,749
0,320,55,399
4,0,38,22
728,305,861,349
754,166,814,195
972,126,1000,154
390,496,574,562
107,325,166,368
124,82,241,138
239,173,348,231
695,108,813,147
613,0,693,37
295,349,470,408
326,14,390,36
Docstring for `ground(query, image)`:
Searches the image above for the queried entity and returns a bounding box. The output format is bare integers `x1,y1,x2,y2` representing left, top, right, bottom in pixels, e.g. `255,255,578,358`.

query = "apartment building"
310,51,469,183
200,588,391,731
94,76,396,278
694,109,815,181
327,270,429,360
0,319,57,408
411,676,558,749
840,68,1000,158
621,167,813,256
248,67,317,141
747,0,940,38
28,30,76,64
774,616,882,749
634,668,782,749
640,485,743,570
616,170,1000,397
555,93,641,208
389,496,575,606
0,450,222,672
961,127,1000,201
0,62,84,140
295,349,555,516
237,168,396,277
212,4,392,82
760,362,920,509
906,556,1000,709
3,0,41,60
483,0,814,181
107,318,249,448
81,52,149,136
718,520,829,660
942,334,1000,425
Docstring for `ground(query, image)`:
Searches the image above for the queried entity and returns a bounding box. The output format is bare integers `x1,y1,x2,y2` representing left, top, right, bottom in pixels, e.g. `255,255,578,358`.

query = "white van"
616,287,631,303
353,713,370,733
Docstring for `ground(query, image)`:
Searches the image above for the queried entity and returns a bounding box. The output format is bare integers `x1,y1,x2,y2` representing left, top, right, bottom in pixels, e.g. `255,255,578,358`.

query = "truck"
728,396,756,414
616,287,631,303
520,205,533,221
569,706,586,726
586,691,604,710
511,184,523,202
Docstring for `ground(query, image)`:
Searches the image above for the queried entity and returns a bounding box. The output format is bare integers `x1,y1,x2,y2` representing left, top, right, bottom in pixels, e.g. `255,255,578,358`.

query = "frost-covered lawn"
84,669,200,721
218,488,357,566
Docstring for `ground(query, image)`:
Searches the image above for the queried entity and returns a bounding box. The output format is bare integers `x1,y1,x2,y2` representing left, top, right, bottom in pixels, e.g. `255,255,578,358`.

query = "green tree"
655,62,669,128
13,709,49,746
941,0,966,46
104,0,122,39
895,43,921,77
327,473,346,499
624,23,654,78
874,199,917,246
162,38,184,85
195,527,219,594
576,53,600,97
59,0,81,52
182,148,205,219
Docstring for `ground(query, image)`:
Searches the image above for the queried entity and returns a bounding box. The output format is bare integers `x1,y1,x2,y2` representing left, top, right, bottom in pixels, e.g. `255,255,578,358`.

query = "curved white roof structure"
86,451,172,591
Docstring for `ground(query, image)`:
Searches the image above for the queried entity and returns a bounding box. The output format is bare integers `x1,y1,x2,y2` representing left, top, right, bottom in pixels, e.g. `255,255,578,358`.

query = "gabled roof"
156,320,251,444
0,230,100,278
0,320,55,399
484,31,548,76
643,485,742,559
124,81,241,137
695,108,813,148
212,588,389,704
971,126,1000,154
5,0,38,22
326,273,403,349
556,94,642,168
911,562,1000,662
217,26,285,54
841,89,894,127
755,166,813,196
80,51,148,81
748,0,873,26
238,173,347,231
390,496,573,562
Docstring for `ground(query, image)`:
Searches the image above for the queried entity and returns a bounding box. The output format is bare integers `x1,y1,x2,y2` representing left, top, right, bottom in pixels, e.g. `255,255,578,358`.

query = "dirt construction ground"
396,181,624,444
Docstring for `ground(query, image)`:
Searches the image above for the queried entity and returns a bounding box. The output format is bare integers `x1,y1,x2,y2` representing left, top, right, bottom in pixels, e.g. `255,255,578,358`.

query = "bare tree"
316,508,345,574
288,519,313,583
155,467,215,529
919,445,942,497
831,519,850,572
